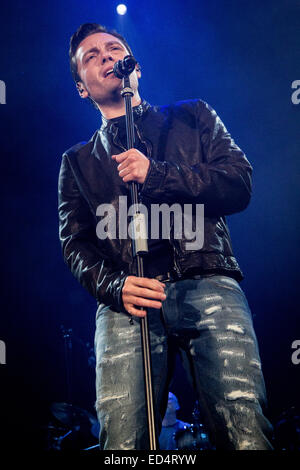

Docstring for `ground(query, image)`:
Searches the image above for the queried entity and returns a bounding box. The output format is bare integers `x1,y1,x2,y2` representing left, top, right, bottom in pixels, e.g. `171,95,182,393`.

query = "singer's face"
75,32,140,104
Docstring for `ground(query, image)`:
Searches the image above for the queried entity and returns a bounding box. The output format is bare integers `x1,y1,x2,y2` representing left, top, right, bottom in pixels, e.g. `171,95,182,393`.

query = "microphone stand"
114,57,157,450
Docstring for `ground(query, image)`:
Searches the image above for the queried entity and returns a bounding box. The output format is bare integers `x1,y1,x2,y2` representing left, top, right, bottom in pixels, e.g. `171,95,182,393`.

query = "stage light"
116,4,127,15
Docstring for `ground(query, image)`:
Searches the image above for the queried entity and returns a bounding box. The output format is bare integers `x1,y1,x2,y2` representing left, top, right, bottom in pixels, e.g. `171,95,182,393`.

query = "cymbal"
51,402,98,429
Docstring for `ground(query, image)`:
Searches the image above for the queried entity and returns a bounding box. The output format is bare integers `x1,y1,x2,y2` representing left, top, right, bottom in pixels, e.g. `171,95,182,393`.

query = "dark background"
0,0,299,452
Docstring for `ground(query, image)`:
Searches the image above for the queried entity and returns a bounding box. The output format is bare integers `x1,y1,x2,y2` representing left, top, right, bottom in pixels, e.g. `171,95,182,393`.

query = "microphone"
113,55,137,79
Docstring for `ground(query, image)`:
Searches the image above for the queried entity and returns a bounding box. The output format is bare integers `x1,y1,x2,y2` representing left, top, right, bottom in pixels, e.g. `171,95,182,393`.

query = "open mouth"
105,69,114,77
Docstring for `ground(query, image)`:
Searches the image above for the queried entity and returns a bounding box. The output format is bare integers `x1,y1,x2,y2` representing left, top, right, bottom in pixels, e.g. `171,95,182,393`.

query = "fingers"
124,276,166,293
112,148,145,160
130,285,166,300
111,150,150,184
111,151,129,163
125,305,147,318
125,295,164,309
122,276,167,317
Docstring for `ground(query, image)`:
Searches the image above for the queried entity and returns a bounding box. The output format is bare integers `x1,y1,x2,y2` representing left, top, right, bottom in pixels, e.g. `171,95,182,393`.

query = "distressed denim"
94,274,273,450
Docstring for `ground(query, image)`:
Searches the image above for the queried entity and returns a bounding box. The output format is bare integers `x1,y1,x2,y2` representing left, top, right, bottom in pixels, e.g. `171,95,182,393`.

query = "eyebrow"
82,41,125,61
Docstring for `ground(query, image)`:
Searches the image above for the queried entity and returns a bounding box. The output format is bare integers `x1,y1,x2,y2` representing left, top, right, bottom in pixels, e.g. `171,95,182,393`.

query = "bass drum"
175,424,211,450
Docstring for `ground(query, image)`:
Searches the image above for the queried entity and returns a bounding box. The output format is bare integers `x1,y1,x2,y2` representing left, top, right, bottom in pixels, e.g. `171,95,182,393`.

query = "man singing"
58,23,273,450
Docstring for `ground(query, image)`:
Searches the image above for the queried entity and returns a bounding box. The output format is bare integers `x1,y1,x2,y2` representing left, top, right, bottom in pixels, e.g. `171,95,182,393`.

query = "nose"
101,51,114,65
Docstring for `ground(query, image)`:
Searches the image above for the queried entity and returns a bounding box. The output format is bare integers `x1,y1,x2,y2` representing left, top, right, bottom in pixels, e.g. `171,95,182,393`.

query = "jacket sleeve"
140,101,252,215
58,153,128,311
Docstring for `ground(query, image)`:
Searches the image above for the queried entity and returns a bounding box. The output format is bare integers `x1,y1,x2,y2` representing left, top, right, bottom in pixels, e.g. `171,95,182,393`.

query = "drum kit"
44,326,100,451
174,401,214,451
46,402,100,451
46,401,300,451
47,325,213,451
174,424,211,451
47,401,212,451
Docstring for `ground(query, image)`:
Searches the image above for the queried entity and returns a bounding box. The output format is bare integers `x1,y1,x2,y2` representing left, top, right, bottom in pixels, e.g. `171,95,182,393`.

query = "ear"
136,63,142,79
76,81,89,99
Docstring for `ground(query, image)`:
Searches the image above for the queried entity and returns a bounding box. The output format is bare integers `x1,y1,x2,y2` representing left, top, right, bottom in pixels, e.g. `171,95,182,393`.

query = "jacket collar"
100,99,151,133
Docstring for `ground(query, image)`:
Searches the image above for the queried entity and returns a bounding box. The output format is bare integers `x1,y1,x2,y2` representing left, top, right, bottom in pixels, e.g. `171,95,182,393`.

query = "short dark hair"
69,23,134,83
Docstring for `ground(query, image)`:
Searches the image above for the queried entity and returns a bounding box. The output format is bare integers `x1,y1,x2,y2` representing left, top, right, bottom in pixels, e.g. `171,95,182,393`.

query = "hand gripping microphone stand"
113,55,157,450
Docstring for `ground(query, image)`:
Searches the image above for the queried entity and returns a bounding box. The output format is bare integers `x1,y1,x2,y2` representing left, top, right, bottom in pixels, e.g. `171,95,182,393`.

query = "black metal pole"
121,74,157,450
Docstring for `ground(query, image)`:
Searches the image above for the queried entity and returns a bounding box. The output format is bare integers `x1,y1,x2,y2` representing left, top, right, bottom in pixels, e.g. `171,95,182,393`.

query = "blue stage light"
116,4,127,15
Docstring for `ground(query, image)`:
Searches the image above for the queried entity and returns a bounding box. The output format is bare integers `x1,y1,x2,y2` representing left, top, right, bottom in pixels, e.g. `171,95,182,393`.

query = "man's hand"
112,149,150,184
122,276,166,317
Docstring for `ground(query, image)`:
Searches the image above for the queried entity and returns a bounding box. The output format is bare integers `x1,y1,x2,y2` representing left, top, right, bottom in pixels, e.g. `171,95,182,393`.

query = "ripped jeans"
94,275,273,450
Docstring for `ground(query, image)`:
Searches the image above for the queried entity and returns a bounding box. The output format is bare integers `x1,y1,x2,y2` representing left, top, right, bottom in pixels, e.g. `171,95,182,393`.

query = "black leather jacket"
58,99,252,312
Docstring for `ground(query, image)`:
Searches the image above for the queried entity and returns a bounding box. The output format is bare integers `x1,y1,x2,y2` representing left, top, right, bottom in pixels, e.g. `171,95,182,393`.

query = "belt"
154,272,178,283
154,271,217,283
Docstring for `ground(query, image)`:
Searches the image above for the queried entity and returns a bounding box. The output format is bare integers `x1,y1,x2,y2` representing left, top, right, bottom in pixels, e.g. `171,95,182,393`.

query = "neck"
97,91,142,120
